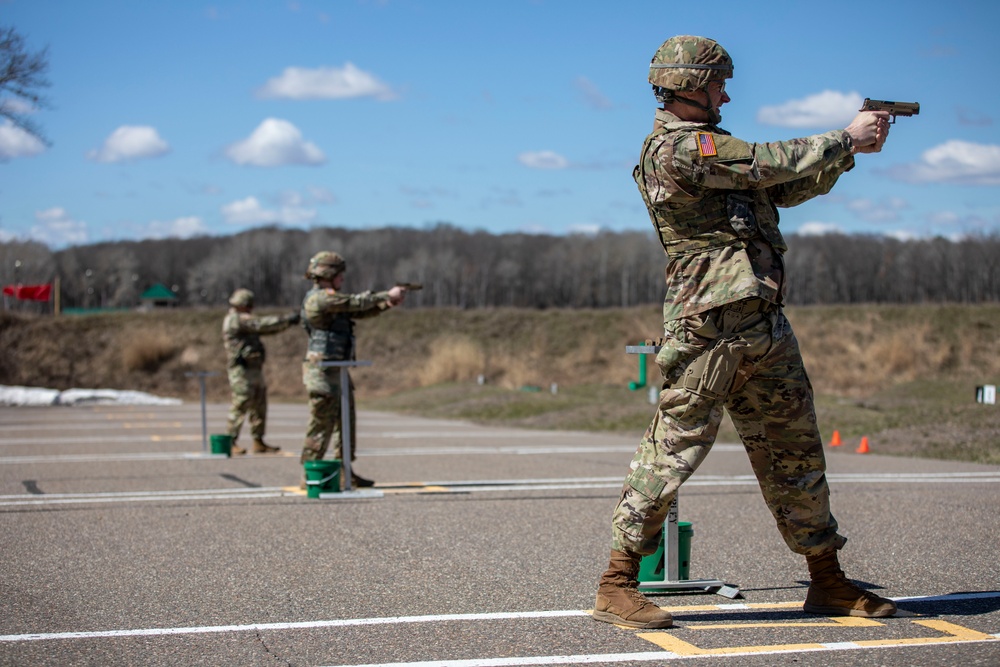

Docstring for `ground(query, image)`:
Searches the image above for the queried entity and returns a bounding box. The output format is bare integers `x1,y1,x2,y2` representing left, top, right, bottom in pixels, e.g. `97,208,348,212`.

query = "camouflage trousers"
300,374,357,464
611,298,846,558
226,365,267,442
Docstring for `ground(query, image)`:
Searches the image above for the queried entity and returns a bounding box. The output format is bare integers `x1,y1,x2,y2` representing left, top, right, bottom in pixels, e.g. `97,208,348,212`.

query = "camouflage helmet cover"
305,250,346,280
229,288,255,307
648,35,733,91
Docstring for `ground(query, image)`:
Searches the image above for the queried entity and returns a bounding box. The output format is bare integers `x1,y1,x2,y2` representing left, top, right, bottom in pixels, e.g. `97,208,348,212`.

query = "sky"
1,0,999,249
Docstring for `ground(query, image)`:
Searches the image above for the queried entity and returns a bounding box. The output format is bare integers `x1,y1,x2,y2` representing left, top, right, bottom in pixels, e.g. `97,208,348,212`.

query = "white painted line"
4,473,1000,507
0,431,634,446
2,592,997,645
0,444,732,463
0,610,590,642
0,452,228,464
325,653,683,667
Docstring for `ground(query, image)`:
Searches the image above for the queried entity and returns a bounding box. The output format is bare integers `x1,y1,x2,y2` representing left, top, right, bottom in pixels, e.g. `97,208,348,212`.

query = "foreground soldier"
222,288,300,455
299,252,407,487
593,35,897,629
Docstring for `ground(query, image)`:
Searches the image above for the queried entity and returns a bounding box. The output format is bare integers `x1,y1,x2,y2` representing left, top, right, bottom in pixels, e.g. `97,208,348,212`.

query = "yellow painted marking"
637,617,996,655
638,632,823,655
149,435,195,442
913,619,995,640
663,601,802,613
283,486,306,495
831,616,887,627
856,619,996,646
687,616,884,630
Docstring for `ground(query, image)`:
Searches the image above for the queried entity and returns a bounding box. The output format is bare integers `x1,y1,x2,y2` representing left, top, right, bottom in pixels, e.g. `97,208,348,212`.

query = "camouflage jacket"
635,108,855,321
222,309,296,369
300,285,393,363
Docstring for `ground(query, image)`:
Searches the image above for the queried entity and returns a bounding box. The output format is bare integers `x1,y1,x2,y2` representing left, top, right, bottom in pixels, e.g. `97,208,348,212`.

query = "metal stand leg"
316,361,381,499
340,366,353,492
624,344,739,598
638,497,740,599
184,371,217,453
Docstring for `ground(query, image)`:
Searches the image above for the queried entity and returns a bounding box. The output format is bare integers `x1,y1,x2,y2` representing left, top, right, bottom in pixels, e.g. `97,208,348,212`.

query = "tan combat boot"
230,441,247,456
803,550,896,618
592,549,673,628
253,439,280,454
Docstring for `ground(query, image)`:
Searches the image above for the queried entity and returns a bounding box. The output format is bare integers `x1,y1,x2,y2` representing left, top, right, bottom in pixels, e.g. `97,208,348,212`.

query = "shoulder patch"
697,132,717,157
713,135,754,161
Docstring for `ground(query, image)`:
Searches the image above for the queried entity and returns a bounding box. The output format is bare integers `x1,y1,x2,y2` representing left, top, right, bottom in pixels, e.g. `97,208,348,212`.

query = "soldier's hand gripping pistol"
861,98,920,124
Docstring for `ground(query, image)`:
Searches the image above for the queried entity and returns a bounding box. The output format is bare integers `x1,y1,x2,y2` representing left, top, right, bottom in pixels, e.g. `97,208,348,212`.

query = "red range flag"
2,284,53,301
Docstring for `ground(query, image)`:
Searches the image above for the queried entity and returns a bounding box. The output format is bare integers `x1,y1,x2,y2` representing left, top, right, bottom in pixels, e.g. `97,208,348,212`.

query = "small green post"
629,353,647,390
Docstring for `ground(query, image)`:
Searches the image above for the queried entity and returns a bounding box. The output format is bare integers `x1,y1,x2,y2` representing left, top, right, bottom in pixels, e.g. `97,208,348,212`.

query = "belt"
719,298,777,334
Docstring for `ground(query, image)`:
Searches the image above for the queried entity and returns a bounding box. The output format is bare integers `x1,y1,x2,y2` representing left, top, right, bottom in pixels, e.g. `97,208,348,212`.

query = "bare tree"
0,25,51,144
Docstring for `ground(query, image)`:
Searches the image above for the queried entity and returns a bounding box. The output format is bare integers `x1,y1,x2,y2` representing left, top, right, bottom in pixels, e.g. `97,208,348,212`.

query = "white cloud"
567,223,600,235
87,125,170,163
1,97,38,115
146,216,208,239
757,90,863,129
256,64,396,101
221,196,317,225
794,221,844,236
518,150,569,170
225,118,326,167
845,196,908,223
32,207,87,246
884,229,921,242
305,185,337,204
886,140,1000,185
574,77,613,110
926,210,961,226
0,120,46,161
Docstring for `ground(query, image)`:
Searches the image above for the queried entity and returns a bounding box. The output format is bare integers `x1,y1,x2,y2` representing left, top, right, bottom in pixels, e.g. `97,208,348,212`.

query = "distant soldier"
222,288,300,455
300,251,407,487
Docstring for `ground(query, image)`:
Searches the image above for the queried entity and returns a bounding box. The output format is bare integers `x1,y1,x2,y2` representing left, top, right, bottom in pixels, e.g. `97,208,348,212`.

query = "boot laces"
621,582,657,610
822,563,884,602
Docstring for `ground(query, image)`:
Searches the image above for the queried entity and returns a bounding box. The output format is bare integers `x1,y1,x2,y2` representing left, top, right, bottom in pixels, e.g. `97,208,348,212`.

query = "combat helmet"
229,288,254,308
648,35,733,92
305,251,346,281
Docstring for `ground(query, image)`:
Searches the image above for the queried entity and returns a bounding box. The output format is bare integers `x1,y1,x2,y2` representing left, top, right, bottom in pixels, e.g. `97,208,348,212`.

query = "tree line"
3,225,1000,311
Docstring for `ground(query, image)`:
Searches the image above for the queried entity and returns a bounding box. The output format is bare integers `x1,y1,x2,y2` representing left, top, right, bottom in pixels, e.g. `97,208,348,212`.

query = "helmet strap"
672,90,722,125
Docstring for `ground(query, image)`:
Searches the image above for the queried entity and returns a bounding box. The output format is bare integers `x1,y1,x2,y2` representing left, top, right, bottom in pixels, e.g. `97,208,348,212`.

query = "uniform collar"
653,107,724,133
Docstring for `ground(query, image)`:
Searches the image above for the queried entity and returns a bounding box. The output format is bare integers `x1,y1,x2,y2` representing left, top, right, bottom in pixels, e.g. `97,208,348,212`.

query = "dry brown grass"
122,331,180,373
790,304,1000,397
3,303,1000,406
417,335,485,386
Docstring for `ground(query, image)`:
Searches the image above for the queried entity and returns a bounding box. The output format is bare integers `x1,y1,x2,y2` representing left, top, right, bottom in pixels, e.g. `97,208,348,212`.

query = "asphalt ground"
1,401,999,667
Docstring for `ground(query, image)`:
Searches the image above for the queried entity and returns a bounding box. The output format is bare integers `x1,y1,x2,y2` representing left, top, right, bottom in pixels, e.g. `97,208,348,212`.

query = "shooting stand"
626,344,740,599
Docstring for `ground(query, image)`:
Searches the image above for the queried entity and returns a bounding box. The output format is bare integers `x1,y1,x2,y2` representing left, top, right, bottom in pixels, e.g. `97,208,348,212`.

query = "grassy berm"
2,304,999,465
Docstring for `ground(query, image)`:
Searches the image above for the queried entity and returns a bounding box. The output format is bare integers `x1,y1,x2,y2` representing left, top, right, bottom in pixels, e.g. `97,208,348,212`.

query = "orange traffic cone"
856,436,870,454
829,430,842,447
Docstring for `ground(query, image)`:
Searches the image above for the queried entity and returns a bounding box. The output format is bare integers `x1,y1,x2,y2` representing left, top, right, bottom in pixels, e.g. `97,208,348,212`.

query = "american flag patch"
698,132,717,157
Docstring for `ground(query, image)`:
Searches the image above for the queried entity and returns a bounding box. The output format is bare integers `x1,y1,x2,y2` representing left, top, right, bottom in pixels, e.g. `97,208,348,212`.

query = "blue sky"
1,0,999,248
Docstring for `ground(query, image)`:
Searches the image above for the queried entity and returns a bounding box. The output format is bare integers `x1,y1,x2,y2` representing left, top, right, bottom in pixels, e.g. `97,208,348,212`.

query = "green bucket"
303,459,342,498
638,521,693,588
209,434,232,457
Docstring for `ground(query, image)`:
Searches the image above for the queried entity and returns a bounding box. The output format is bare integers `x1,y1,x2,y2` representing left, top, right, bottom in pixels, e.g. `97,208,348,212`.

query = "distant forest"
3,225,1000,310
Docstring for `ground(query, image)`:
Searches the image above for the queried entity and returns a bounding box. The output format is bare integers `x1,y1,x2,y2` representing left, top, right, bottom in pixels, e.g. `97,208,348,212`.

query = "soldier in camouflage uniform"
222,288,300,455
593,36,896,629
299,251,407,488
